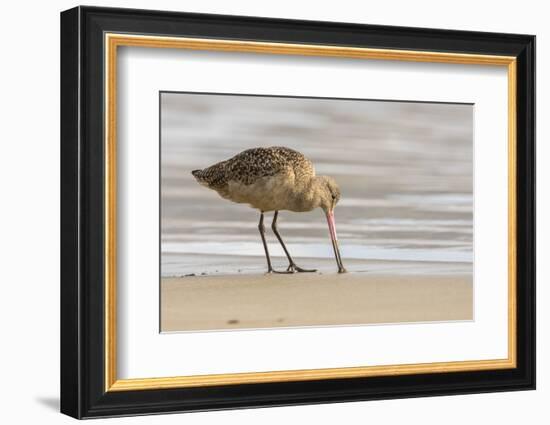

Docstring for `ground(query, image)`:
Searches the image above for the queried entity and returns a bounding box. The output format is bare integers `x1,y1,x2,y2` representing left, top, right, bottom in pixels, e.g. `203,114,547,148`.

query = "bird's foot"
293,265,317,273
338,267,348,274
281,264,317,273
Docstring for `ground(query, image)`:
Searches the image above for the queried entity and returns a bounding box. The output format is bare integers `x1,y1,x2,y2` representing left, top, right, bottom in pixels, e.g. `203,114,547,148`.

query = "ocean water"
160,93,473,277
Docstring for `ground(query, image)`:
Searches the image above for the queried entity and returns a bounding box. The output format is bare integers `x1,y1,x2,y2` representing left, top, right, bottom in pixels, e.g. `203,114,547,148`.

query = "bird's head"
313,176,341,214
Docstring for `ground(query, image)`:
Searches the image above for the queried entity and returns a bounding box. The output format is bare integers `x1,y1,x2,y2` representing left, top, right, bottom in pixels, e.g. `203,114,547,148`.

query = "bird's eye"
331,194,336,200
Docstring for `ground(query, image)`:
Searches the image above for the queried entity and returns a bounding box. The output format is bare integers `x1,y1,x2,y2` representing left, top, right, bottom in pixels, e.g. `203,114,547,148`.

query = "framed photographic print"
60,6,536,419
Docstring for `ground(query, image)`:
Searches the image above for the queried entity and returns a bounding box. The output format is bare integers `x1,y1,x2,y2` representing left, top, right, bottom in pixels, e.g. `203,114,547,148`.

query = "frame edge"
516,34,536,391
60,6,83,420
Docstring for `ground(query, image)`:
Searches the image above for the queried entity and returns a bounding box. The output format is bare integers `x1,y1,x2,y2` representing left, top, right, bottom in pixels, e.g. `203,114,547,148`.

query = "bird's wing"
227,147,314,185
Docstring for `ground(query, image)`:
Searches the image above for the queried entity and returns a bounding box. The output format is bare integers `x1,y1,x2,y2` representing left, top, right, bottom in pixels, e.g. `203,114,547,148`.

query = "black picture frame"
61,5,535,419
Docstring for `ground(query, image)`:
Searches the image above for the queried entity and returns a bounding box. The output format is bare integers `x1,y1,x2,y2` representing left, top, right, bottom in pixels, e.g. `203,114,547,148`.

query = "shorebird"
192,146,346,274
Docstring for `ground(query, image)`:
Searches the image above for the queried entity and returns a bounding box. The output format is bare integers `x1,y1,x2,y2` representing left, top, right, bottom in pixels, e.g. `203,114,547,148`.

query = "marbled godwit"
192,146,346,274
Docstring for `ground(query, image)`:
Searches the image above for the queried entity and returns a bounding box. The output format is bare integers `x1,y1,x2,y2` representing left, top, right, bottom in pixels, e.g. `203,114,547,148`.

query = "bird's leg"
271,211,317,273
258,212,274,274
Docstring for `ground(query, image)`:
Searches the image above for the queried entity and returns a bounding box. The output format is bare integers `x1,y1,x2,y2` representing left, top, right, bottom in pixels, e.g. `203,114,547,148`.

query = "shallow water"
161,93,473,277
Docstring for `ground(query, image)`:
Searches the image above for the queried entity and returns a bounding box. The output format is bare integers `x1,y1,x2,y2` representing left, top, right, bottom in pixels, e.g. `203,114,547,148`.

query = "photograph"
160,92,474,332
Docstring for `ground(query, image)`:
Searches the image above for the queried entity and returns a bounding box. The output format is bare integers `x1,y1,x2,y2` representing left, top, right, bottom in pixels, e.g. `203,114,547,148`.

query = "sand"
161,271,473,332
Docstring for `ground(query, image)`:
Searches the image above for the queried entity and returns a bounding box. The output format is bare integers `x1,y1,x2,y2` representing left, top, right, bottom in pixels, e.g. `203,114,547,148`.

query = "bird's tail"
191,169,209,186
192,162,227,188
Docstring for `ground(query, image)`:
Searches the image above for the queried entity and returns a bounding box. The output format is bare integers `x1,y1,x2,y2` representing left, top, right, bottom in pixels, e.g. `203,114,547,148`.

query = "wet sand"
161,271,473,332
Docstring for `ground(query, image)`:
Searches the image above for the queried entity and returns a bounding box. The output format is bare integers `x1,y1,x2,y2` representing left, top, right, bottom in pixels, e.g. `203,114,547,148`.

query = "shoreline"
161,254,473,278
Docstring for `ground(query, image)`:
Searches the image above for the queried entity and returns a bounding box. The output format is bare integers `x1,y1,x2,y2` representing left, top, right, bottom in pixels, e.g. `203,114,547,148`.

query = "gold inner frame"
104,33,517,392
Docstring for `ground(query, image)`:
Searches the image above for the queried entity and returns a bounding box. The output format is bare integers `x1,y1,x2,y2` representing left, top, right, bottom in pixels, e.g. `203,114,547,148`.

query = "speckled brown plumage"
192,146,331,213
192,146,314,188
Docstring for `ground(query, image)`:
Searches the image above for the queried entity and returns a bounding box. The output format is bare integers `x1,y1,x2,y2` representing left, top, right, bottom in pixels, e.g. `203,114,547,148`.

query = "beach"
161,260,473,332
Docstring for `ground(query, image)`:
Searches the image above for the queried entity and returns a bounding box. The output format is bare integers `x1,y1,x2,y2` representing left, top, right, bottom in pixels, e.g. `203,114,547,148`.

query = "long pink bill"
326,211,346,273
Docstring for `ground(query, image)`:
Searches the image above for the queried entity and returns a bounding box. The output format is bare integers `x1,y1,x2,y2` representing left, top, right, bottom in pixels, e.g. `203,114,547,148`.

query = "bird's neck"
289,176,323,212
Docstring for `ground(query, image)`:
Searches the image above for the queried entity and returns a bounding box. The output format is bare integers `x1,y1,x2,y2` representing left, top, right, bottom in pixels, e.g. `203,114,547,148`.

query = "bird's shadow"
35,396,59,411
